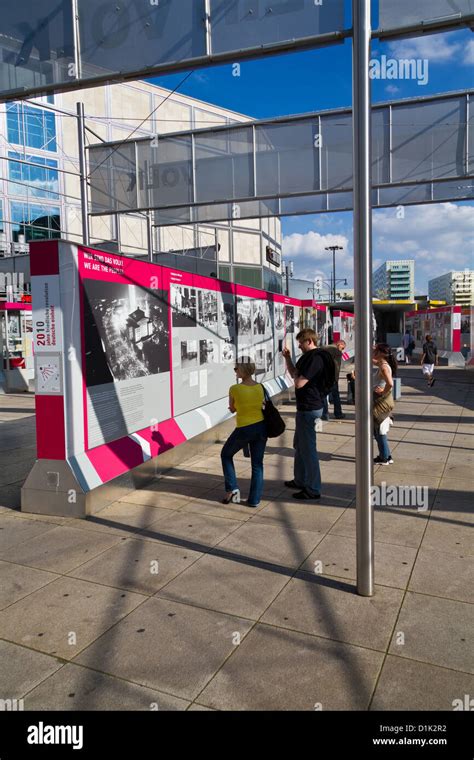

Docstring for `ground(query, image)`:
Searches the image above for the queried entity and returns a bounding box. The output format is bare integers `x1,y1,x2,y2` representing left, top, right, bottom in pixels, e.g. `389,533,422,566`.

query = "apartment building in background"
373,260,415,301
0,80,283,293
428,270,474,306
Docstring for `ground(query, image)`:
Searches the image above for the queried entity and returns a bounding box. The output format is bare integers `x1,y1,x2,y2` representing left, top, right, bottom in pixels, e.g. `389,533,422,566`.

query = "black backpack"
314,348,337,396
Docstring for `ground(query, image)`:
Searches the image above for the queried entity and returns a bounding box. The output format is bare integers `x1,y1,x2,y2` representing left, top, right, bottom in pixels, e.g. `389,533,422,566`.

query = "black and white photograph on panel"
255,347,266,376
83,279,170,387
221,341,236,364
285,305,295,334
253,300,267,336
236,296,252,337
181,339,199,369
198,289,218,328
220,293,235,333
274,303,284,331
266,350,274,373
200,339,216,365
171,284,197,327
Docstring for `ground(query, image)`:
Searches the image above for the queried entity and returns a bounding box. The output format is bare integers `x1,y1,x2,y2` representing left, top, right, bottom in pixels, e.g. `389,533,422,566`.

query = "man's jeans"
293,409,324,496
221,421,267,505
323,382,343,418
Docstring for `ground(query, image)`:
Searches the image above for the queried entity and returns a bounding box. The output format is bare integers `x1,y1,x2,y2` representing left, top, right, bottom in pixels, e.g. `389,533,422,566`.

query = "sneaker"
321,416,329,421
293,490,321,500
379,459,391,466
222,489,240,504
430,378,436,387
284,479,299,488
387,457,394,465
244,500,258,508
373,456,384,464
334,414,346,419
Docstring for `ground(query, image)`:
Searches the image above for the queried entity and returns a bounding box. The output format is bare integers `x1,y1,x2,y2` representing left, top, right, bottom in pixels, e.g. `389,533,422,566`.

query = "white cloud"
465,39,474,65
282,230,353,284
388,33,461,64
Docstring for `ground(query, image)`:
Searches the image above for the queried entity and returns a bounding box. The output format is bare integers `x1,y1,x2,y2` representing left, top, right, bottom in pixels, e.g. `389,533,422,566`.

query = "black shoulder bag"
261,385,286,438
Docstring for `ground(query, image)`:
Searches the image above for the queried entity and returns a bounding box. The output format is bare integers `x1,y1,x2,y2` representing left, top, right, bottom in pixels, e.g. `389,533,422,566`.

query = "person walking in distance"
282,329,327,500
373,343,397,465
221,361,267,508
402,330,413,364
421,334,438,387
322,339,346,420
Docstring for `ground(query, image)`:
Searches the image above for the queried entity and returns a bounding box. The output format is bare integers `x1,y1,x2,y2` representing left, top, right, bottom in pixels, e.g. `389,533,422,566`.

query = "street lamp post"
325,245,344,302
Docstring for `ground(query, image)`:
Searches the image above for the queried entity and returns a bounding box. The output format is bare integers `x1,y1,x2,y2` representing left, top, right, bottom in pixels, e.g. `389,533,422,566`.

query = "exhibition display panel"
22,239,327,516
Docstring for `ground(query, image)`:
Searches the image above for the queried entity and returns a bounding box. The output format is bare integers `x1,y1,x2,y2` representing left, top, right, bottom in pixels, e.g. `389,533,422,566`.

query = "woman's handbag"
261,385,286,438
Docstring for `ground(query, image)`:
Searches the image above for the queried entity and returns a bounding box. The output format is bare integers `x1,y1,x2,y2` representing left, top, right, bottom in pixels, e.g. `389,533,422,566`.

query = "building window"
233,266,262,289
11,202,61,242
7,103,57,152
8,152,59,200
219,265,231,282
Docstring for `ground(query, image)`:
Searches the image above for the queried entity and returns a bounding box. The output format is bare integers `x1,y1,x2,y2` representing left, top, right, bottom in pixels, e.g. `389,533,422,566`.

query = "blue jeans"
374,427,391,460
293,409,324,496
221,421,267,505
323,382,343,417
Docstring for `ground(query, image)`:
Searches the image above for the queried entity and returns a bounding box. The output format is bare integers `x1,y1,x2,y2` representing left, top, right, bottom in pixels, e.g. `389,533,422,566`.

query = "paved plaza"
0,367,472,711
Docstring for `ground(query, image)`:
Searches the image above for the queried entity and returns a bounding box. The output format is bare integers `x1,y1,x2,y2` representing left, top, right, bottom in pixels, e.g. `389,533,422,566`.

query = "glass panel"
372,107,390,184
0,0,74,95
78,0,205,79
391,97,465,182
194,127,253,204
378,0,474,30
11,202,61,241
320,112,353,191
89,143,137,213
256,119,320,196
210,0,346,54
138,136,193,209
8,152,59,200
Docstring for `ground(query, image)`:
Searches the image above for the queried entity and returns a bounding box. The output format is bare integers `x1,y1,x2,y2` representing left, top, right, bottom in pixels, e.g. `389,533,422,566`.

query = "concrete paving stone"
156,552,291,619
408,549,474,603
187,703,217,711
0,483,23,511
443,463,474,480
371,656,474,711
373,472,440,498
420,520,474,557
73,501,174,538
24,663,190,711
68,537,203,595
254,501,348,533
0,576,146,659
261,573,403,651
300,534,417,589
0,514,57,552
415,422,460,433
0,560,59,609
118,488,191,510
0,526,123,573
401,430,455,445
198,623,384,711
140,511,241,551
329,508,428,548
0,640,63,698
388,444,452,464
389,591,474,673
211,520,324,569
180,499,254,521
0,446,37,467
74,597,254,700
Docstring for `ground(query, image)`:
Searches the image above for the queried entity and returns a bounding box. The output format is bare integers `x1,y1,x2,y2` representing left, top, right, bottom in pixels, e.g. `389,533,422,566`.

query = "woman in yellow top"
221,361,267,507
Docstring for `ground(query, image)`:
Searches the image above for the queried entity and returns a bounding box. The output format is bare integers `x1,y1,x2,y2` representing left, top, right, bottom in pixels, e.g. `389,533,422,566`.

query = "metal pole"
76,102,90,246
353,0,374,596
333,249,336,302
146,214,154,262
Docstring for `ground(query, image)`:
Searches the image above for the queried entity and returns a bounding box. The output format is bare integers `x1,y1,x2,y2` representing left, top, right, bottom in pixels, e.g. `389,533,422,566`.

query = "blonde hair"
236,360,255,379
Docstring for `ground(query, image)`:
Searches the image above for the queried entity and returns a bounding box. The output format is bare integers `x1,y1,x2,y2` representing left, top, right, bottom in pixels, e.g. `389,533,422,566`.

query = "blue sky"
150,27,474,294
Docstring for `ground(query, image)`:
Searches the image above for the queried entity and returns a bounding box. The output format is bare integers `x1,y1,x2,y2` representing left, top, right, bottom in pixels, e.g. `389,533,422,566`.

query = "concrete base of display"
22,386,293,517
21,415,237,518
